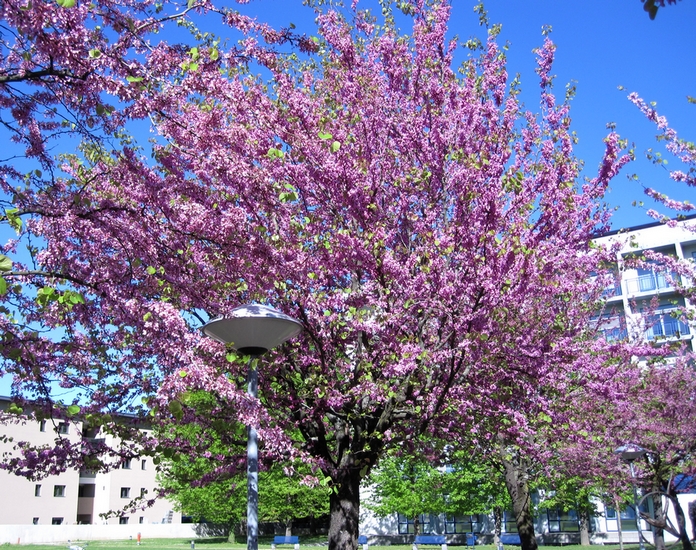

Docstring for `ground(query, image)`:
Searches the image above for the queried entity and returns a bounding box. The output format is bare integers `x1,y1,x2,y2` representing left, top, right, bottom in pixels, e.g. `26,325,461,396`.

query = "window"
139,517,144,524
445,514,483,534
502,511,518,533
53,485,65,497
32,518,39,525
141,459,147,470
78,484,95,498
397,513,432,535
122,458,132,469
119,517,129,525
39,420,46,432
35,484,41,497
547,509,579,532
51,517,64,525
120,487,131,499
58,422,69,434
140,488,147,497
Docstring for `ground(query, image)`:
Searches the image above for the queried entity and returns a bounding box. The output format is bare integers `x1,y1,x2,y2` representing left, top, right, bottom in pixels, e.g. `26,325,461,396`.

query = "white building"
0,396,180,527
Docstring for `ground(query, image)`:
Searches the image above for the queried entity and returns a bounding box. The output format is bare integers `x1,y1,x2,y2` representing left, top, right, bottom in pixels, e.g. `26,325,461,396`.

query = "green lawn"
2,539,646,550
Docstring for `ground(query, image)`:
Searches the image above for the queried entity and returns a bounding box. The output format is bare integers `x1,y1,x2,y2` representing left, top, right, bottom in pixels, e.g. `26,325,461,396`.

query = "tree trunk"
616,498,624,550
667,486,694,550
689,501,696,542
286,518,293,537
652,491,666,550
328,466,361,550
578,508,591,546
493,507,503,548
501,452,538,550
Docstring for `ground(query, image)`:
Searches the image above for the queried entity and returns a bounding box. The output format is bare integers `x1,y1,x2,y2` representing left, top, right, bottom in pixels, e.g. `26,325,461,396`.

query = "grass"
1,539,647,550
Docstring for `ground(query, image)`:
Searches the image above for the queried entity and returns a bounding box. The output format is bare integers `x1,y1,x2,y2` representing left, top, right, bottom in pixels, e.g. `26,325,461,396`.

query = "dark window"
397,513,432,535
51,517,63,525
445,514,483,534
547,509,579,532
119,517,129,525
35,484,41,497
139,517,144,524
53,485,65,497
141,459,147,470
120,487,131,498
58,422,69,434
122,458,132,469
78,484,95,498
140,488,147,497
39,420,46,432
32,518,39,525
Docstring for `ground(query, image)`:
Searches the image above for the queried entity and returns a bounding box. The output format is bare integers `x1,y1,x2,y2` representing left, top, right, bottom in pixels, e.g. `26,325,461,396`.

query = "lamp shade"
615,444,647,462
202,304,303,355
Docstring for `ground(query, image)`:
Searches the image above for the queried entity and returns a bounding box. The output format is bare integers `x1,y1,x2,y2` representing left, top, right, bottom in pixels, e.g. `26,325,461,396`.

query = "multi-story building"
0,396,180,527
594,216,696,352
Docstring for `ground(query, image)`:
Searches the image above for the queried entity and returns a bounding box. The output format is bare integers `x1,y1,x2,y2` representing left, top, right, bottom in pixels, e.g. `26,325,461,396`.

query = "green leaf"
146,266,157,275
88,49,101,59
331,140,341,153
210,48,219,61
190,47,199,60
5,208,22,232
0,255,12,272
67,405,81,416
318,131,332,141
179,370,188,378
126,76,143,83
56,0,76,7
0,277,7,296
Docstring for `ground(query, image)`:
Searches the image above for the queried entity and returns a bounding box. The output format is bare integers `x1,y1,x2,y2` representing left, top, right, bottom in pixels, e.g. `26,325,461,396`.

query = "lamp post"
615,444,648,550
202,304,303,550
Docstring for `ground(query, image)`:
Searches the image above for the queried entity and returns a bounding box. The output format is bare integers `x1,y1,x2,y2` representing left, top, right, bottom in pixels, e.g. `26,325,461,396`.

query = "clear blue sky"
234,0,696,230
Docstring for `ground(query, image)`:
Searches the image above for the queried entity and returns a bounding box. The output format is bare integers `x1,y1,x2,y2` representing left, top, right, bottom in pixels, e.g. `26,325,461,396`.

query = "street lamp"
202,304,303,550
615,444,648,550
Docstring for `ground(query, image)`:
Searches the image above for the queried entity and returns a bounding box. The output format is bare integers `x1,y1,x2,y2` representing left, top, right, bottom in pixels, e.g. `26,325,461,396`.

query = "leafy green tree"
366,453,448,534
157,391,330,538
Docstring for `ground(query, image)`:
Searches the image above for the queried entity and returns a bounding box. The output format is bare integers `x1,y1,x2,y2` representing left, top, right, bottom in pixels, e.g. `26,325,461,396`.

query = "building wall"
0,399,179,527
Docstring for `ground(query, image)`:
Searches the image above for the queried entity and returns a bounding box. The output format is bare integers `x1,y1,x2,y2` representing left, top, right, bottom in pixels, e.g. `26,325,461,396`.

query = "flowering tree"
0,2,633,550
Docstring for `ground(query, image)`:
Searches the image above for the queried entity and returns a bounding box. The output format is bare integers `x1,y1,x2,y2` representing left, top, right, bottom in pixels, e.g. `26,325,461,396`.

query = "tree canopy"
0,2,649,550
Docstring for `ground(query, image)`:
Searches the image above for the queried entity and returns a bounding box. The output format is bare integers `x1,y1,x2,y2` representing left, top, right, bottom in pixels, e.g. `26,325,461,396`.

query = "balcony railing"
624,272,676,294
646,317,691,341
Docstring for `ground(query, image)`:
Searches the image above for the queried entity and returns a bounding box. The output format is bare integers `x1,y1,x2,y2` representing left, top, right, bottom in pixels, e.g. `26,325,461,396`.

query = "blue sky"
233,0,696,230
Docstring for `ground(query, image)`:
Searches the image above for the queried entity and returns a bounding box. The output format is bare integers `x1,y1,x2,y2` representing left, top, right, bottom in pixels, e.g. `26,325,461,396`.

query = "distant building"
0,396,179,526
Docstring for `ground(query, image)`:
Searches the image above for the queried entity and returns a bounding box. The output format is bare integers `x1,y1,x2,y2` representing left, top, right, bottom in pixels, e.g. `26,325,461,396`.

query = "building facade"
0,397,180,526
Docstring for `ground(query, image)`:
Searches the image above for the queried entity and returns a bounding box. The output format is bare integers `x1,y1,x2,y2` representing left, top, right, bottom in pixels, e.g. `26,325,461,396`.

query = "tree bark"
286,518,293,537
328,466,362,550
578,508,591,546
501,452,538,550
667,486,694,550
652,491,666,550
493,507,503,548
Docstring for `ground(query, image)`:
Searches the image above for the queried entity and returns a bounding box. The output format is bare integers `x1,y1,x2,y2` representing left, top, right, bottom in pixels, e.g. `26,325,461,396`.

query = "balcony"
624,272,676,294
646,316,691,341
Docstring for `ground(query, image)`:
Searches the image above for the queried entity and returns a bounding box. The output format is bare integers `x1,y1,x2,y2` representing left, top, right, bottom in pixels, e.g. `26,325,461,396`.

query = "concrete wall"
0,523,203,544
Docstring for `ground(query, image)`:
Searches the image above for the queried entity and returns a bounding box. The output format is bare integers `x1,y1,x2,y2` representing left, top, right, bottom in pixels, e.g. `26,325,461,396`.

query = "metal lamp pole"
615,444,648,550
202,304,303,550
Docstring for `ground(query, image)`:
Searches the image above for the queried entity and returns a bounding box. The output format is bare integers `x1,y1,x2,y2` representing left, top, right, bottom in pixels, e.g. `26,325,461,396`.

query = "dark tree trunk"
328,465,361,550
652,491,666,550
501,452,538,550
667,485,694,550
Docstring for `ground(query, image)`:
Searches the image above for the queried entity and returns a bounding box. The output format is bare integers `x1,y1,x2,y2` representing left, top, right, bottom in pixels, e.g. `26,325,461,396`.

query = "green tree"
157,392,330,538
